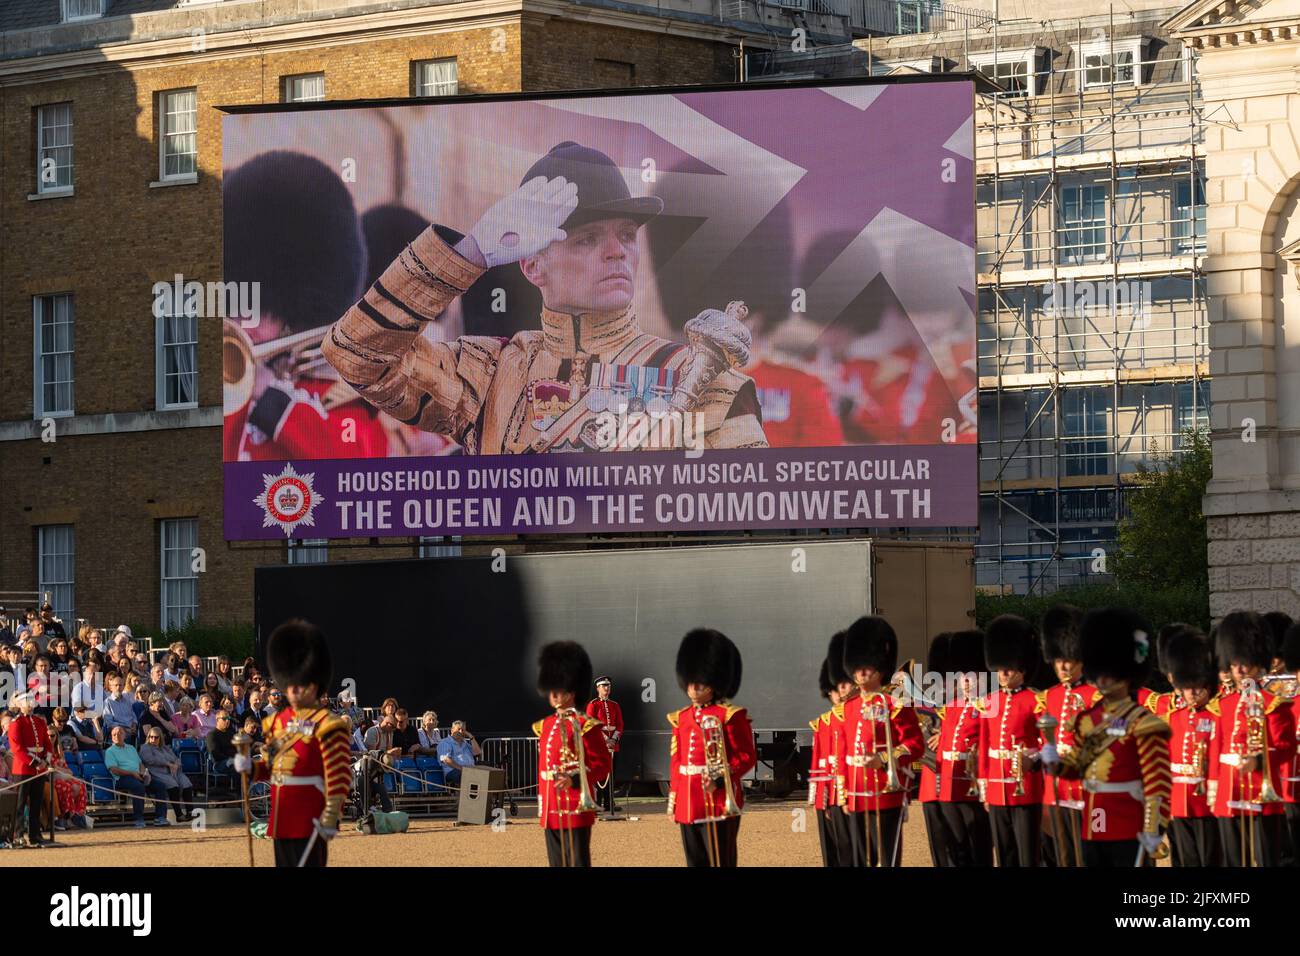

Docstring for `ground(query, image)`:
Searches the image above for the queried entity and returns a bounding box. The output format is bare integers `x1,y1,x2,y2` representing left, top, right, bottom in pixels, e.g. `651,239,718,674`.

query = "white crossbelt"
1082,779,1142,800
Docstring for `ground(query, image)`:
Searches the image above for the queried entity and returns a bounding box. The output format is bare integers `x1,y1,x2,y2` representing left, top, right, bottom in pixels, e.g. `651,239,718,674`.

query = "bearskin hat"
719,634,743,701
984,615,1039,673
926,633,951,677
1215,610,1273,672
1041,604,1083,664
842,616,898,678
361,203,430,289
266,619,332,693
223,151,365,334
1263,611,1293,661
946,629,987,676
1282,623,1300,673
1079,607,1154,685
676,628,736,697
1164,627,1215,691
537,641,593,697
826,631,851,687
818,658,834,699
1156,623,1197,677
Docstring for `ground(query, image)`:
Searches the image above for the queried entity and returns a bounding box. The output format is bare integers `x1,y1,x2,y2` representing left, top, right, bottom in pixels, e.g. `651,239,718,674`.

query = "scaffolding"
971,11,1208,594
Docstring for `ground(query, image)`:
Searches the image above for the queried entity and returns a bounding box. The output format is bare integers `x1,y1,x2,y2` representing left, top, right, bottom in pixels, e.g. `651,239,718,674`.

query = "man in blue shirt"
436,720,479,786
104,725,170,827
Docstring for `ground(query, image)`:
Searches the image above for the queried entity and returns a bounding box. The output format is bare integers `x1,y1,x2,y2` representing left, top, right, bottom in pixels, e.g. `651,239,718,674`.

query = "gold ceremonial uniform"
321,226,768,455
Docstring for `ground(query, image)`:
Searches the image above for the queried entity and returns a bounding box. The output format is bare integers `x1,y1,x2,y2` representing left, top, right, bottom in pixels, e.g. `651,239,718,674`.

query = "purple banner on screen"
224,445,976,539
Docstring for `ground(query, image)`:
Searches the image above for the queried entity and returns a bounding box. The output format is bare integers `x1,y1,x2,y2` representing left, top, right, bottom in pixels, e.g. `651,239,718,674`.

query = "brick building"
0,0,856,632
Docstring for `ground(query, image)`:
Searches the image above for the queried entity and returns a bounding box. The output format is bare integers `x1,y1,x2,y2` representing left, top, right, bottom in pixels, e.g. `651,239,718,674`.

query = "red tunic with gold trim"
919,701,982,803
667,702,757,825
1207,689,1294,818
224,378,388,462
808,711,836,809
532,710,611,830
1168,703,1216,819
1038,682,1101,810
1135,687,1154,708
836,690,924,813
1055,697,1170,842
252,706,352,840
585,697,624,754
1144,691,1185,721
977,685,1044,807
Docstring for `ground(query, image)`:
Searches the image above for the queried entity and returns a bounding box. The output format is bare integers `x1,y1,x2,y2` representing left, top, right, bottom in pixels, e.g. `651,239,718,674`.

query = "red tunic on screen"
744,359,843,448
253,706,352,840
918,700,981,803
667,702,757,825
224,378,388,462
835,690,923,813
585,697,624,754
1168,703,1216,819
977,685,1044,807
838,345,959,445
809,710,837,808
533,710,610,830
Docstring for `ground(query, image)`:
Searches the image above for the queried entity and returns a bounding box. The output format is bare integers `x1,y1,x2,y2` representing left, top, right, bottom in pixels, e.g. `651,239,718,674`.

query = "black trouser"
1042,805,1083,867
1082,839,1139,867
922,802,947,867
597,752,616,813
274,836,328,867
818,807,848,867
545,825,593,867
1283,803,1300,867
846,807,904,867
14,773,45,844
364,762,394,813
1169,817,1223,867
1219,812,1285,867
933,800,994,867
680,816,741,867
167,787,194,818
989,804,1040,867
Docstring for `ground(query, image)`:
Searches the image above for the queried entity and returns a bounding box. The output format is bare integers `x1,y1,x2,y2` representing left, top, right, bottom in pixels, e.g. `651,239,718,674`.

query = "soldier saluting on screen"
533,642,611,867
586,676,624,816
321,141,767,454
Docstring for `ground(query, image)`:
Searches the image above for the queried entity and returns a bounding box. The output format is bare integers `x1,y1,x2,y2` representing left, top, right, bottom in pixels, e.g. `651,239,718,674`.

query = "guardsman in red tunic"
821,631,857,866
809,657,841,866
1141,623,1197,721
977,615,1045,867
1043,607,1171,867
1208,611,1296,867
1278,624,1300,868
1163,627,1223,866
239,620,352,867
585,676,624,816
1037,604,1100,868
919,629,991,867
534,642,611,867
836,616,923,867
668,629,756,867
6,691,53,847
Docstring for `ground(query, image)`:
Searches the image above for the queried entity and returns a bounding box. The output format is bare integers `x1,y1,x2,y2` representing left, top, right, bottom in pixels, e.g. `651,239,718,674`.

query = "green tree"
1112,428,1212,590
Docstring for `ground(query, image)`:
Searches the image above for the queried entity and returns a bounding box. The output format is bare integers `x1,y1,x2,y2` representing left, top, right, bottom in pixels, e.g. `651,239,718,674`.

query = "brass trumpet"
223,319,336,412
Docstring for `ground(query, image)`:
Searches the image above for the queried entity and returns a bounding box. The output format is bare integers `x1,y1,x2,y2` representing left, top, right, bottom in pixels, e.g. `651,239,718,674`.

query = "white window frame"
413,58,458,98
61,0,103,22
38,526,76,628
282,73,326,104
33,293,75,419
1173,177,1206,256
155,312,198,410
36,104,74,195
968,48,1042,96
158,89,198,183
287,538,329,565
1059,183,1109,265
160,519,199,631
1076,37,1147,90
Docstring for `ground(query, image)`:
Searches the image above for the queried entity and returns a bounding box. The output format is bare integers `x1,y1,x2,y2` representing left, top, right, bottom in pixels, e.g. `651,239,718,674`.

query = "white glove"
314,819,338,841
233,754,252,774
469,176,579,267
1138,831,1164,855
1039,743,1059,767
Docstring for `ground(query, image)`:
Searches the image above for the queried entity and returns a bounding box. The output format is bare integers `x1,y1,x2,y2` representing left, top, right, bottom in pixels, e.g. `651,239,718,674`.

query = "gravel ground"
9,800,936,867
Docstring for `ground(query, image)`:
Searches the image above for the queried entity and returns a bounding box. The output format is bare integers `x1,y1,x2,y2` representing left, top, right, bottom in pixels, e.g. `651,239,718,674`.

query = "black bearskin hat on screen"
843,616,899,678
1041,604,1083,664
1079,607,1154,686
1164,628,1215,691
537,641,593,698
827,631,851,687
1215,610,1273,673
984,615,1039,673
266,619,332,693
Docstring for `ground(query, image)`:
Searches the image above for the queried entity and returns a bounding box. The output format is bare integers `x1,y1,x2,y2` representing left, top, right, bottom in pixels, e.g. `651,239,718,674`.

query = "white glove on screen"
469,176,579,267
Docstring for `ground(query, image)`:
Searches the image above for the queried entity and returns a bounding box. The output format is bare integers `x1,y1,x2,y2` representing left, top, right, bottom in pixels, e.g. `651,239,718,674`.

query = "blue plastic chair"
423,767,446,791
179,750,203,776
88,776,115,803
415,756,441,771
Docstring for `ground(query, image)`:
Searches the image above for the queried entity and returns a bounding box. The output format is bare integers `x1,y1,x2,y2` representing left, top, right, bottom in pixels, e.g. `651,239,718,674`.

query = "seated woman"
172,696,202,739
49,709,90,830
140,728,194,821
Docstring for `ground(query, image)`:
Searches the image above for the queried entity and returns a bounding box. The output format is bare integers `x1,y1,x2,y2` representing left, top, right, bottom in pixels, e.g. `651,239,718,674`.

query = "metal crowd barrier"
479,736,539,798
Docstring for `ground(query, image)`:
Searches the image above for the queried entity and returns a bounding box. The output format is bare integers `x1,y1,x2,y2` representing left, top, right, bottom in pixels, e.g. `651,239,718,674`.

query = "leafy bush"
131,620,255,661
976,581,1209,634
